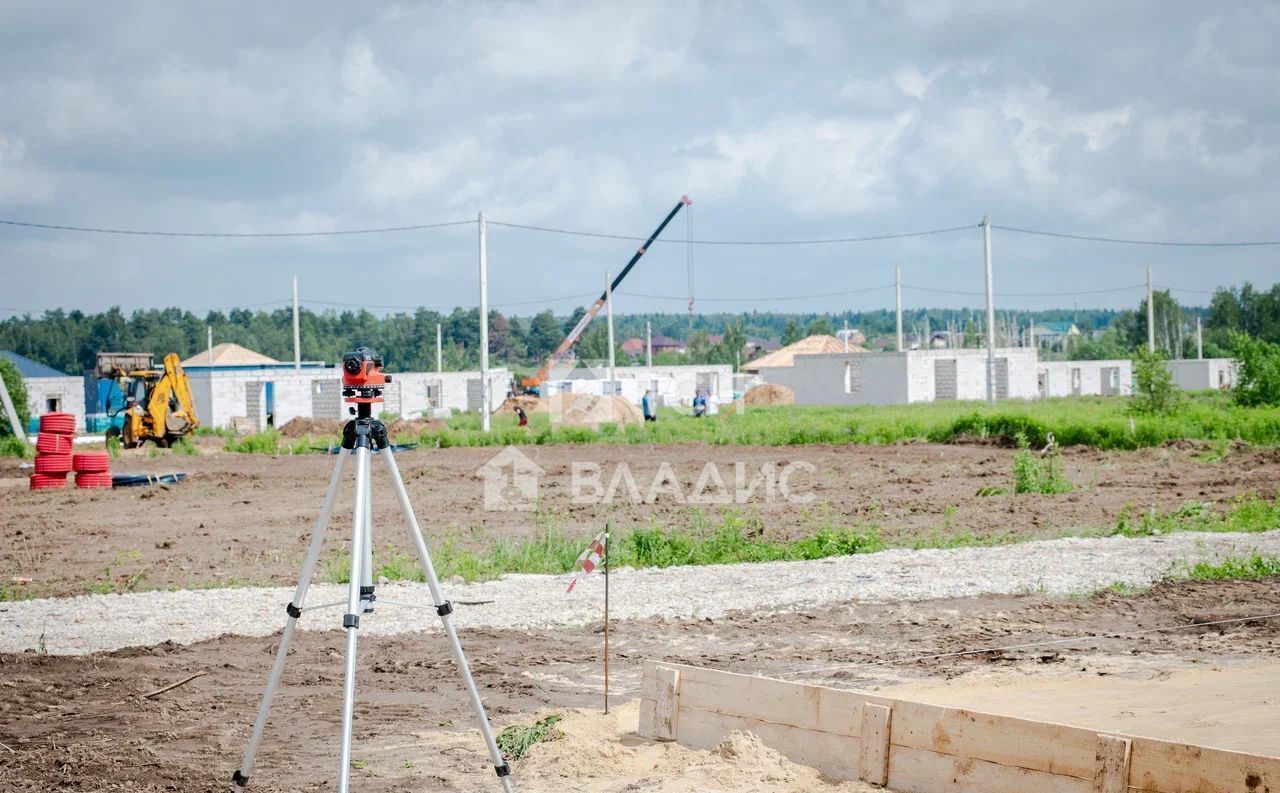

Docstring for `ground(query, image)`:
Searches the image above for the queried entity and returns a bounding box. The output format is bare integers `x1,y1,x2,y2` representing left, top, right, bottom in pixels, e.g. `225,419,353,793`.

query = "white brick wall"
23,376,86,430
1037,360,1132,397
543,364,734,407
1168,359,1237,391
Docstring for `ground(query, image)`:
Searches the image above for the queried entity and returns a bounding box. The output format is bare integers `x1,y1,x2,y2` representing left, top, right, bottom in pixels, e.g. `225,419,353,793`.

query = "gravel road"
4,530,1278,655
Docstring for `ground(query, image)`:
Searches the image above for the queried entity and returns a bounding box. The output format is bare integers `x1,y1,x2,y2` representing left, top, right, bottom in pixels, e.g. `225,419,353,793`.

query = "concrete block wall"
395,370,510,417
189,367,512,429
23,376,87,430
758,353,909,406
542,364,734,407
1038,360,1132,397
1168,358,1236,391
760,348,1041,406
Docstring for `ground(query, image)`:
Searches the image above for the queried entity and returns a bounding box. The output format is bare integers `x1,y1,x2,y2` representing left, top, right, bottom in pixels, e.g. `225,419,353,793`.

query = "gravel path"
5,530,1278,655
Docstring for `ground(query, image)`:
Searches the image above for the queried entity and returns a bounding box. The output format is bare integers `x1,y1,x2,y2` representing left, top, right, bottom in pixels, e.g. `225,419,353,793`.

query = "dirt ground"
0,441,1277,597
1,578,1276,791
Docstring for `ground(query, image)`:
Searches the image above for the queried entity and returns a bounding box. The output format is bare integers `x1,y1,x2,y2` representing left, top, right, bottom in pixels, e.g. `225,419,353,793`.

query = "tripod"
231,406,515,792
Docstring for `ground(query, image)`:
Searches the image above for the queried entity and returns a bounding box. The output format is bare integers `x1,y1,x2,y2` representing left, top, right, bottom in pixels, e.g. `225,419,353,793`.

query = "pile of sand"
497,395,549,414
742,383,795,406
548,393,643,427
277,417,344,438
426,703,873,792
383,418,441,439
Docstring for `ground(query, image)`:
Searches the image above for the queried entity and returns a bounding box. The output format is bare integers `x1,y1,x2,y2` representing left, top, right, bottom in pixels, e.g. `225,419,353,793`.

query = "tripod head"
341,346,391,418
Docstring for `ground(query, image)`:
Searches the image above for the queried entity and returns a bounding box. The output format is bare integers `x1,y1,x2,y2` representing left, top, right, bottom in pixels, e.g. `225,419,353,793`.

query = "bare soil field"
1,442,1277,597
2,579,1277,792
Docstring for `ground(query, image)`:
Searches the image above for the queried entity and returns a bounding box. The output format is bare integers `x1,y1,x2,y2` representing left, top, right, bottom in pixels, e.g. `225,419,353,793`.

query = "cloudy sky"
1,1,1277,319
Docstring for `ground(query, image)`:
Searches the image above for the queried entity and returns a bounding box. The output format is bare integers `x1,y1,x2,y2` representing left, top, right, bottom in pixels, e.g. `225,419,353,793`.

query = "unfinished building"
758,348,1040,405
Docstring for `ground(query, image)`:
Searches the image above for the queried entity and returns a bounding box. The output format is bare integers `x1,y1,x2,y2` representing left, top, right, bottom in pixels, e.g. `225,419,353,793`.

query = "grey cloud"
0,1,1277,317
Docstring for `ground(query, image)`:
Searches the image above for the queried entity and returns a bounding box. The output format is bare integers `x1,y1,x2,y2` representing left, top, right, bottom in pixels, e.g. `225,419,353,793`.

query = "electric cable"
487,220,979,245
993,224,1280,247
903,283,1145,298
0,218,475,238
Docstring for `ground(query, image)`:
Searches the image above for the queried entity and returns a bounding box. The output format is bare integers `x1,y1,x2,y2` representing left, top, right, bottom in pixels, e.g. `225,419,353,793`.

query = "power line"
620,284,894,303
903,283,1145,298
0,218,475,238
487,220,979,245
994,224,1280,247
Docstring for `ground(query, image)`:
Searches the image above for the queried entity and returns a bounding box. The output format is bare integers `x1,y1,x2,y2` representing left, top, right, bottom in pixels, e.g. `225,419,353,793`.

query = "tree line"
1,281,1276,375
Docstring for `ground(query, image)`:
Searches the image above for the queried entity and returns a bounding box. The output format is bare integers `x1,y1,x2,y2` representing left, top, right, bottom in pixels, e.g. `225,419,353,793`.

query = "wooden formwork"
638,661,1278,793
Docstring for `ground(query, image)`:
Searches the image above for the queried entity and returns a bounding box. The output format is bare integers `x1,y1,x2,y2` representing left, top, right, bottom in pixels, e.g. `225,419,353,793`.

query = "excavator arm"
147,353,200,442
524,196,691,389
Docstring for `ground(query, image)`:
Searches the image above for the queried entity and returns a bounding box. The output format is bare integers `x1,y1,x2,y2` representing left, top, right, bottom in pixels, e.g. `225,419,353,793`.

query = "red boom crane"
521,195,692,393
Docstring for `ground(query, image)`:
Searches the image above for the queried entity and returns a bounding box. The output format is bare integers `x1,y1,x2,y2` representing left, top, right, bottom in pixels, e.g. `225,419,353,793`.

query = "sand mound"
277,417,344,438
743,383,795,406
548,393,643,427
497,395,549,414
428,703,871,792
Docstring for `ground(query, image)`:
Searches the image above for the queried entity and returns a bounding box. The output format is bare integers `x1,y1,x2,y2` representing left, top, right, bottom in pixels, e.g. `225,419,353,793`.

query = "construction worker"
692,391,707,418
642,389,657,422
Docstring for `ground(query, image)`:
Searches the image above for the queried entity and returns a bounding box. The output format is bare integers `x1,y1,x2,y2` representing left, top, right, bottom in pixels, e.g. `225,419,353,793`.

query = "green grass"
223,429,336,455
1172,553,1280,581
324,512,886,584
496,715,563,761
411,392,1280,451
1112,493,1280,537
171,437,199,455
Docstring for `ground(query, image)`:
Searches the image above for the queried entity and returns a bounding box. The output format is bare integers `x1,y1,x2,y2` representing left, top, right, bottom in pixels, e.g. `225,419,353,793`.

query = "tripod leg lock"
435,600,453,617
285,603,302,619
342,613,360,629
495,762,511,778
232,769,250,787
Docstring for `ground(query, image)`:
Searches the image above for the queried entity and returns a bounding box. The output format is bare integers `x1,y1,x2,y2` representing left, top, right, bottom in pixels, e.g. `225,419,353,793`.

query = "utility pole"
843,318,849,353
606,270,616,395
645,320,652,367
895,265,904,352
982,216,996,403
207,326,214,365
1197,316,1204,360
292,275,301,370
0,370,26,445
1146,266,1155,354
479,212,490,432
436,322,443,374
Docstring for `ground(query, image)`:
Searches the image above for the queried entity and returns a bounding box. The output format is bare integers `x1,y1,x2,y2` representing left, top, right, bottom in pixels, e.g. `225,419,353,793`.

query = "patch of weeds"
975,485,1008,497
0,435,31,458
1171,553,1280,581
911,531,1007,551
1099,581,1148,596
1112,494,1280,537
224,430,282,454
1011,432,1073,495
171,438,199,456
496,714,562,761
106,435,121,459
1195,439,1232,464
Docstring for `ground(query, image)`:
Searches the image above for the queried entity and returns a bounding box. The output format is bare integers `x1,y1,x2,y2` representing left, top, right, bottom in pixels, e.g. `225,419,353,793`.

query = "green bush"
1011,432,1072,494
0,359,29,437
496,715,562,761
1131,348,1180,415
1232,333,1280,407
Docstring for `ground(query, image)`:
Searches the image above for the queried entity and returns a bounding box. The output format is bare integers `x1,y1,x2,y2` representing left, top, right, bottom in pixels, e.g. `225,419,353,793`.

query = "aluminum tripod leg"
360,461,374,613
338,445,371,793
382,448,516,793
233,448,348,792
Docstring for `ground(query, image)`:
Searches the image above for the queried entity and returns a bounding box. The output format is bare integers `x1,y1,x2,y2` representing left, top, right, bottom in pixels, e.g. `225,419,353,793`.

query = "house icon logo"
476,446,545,511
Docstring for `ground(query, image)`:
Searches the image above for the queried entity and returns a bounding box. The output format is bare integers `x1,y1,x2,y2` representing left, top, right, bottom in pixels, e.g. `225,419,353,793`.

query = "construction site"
3,5,1280,793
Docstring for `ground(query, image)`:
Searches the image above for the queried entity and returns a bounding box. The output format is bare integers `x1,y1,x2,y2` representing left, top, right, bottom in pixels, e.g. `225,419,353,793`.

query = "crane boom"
523,195,691,390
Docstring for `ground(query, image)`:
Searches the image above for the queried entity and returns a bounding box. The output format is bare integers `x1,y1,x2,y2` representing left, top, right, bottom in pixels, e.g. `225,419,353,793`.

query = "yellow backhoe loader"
97,352,200,448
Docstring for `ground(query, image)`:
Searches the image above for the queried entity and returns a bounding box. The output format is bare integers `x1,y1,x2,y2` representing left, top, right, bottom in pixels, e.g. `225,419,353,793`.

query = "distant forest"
2,282,1278,375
